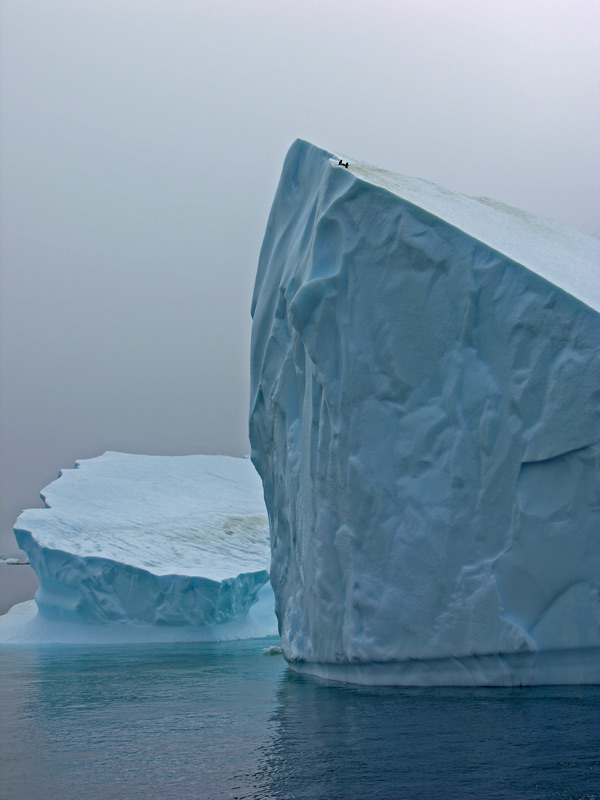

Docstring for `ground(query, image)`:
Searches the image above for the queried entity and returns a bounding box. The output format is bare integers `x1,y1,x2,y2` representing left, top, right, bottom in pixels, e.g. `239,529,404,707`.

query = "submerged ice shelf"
1,452,277,643
250,139,600,686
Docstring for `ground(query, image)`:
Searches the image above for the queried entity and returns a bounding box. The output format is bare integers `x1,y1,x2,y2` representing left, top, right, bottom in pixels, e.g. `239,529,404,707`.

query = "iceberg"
249,140,600,686
1,452,277,643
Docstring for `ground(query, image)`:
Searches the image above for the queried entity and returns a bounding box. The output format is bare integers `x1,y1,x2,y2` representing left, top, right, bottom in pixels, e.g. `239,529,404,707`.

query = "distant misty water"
1,639,598,800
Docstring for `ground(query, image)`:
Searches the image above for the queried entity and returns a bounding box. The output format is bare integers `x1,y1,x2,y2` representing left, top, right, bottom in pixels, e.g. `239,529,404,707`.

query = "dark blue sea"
1,638,598,800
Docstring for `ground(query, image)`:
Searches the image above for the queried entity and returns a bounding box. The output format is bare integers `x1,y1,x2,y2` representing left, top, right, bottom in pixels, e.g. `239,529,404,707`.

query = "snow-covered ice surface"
250,139,600,686
0,453,277,643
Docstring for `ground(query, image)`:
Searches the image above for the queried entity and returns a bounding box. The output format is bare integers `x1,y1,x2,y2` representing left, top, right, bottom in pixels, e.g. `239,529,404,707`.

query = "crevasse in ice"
249,139,600,686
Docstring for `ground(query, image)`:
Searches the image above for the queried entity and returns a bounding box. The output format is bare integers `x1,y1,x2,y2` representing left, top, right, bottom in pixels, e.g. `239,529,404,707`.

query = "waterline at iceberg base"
249,139,600,686
0,453,277,644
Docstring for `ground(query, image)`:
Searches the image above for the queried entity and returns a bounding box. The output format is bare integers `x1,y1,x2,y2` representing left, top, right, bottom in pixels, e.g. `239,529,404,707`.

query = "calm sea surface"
0,639,598,800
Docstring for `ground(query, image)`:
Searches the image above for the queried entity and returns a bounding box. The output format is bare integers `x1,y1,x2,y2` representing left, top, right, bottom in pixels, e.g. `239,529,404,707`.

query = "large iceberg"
249,140,600,686
1,452,277,643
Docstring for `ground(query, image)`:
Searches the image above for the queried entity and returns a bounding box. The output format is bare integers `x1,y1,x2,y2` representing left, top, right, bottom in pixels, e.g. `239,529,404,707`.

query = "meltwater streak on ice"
1,642,599,800
250,140,600,686
2,453,277,642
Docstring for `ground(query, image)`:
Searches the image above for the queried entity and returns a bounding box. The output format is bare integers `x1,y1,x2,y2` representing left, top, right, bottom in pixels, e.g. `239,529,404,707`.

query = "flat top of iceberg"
15,452,270,581
312,141,599,312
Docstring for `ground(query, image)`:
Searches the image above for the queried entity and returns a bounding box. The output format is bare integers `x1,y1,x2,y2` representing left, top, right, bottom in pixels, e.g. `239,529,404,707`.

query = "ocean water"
0,639,598,800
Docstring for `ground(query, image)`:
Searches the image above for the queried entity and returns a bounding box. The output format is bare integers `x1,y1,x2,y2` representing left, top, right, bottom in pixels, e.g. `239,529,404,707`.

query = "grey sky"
1,0,599,559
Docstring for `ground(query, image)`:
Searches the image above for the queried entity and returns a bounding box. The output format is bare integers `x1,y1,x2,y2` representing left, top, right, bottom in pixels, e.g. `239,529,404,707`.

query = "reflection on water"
1,641,285,800
257,670,600,799
1,642,599,800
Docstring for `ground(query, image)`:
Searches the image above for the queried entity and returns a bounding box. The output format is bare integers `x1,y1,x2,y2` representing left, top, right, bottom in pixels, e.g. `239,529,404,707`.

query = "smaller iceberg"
0,452,277,643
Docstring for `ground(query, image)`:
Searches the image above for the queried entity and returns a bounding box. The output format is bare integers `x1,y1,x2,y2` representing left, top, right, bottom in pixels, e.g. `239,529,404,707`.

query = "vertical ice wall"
250,139,600,685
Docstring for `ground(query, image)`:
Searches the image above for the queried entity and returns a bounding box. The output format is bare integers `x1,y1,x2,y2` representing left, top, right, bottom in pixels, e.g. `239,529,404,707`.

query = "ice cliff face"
9,453,276,641
249,139,600,685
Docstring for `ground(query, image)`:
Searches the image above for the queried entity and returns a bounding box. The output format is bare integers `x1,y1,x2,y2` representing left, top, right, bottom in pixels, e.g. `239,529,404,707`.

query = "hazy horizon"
1,0,599,561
